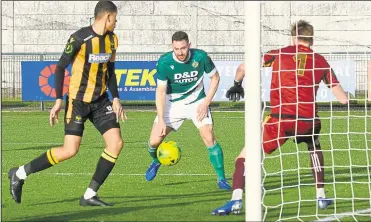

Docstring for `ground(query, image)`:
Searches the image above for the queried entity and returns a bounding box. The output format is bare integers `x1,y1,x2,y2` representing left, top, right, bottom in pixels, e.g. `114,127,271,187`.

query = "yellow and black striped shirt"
55,26,118,103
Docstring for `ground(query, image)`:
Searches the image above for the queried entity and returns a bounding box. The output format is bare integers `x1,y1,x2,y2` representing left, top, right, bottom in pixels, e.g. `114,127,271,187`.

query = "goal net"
246,1,371,221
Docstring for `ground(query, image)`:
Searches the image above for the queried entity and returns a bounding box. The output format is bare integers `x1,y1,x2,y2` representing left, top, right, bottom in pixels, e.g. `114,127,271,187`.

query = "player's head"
172,31,191,62
290,20,314,47
94,1,118,32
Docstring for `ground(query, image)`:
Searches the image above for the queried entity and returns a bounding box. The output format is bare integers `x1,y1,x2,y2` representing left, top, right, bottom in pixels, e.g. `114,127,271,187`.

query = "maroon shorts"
262,114,321,154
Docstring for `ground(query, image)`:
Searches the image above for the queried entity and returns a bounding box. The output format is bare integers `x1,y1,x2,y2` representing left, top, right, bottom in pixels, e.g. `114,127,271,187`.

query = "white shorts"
154,99,213,131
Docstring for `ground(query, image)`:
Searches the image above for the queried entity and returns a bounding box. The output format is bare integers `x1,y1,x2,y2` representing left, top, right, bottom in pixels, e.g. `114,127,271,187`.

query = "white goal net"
246,1,371,221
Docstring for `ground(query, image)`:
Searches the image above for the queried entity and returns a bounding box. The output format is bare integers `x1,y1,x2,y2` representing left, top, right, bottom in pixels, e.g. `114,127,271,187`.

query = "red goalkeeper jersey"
264,44,340,118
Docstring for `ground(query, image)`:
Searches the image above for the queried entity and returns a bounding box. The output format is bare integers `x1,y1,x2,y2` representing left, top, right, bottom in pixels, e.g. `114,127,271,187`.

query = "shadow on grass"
26,189,228,207
2,141,148,152
17,195,232,221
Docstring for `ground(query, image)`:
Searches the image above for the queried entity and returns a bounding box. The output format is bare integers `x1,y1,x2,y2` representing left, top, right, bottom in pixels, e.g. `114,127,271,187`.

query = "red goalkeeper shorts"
262,114,321,154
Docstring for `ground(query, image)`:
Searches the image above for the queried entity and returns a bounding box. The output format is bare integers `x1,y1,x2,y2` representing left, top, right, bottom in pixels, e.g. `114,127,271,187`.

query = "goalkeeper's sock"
85,149,117,199
232,158,245,190
232,189,243,201
207,142,226,181
148,142,160,164
309,149,325,189
316,188,326,199
19,148,60,178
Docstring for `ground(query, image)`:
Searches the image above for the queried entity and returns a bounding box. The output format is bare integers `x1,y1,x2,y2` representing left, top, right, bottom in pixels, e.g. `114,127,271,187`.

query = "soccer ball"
157,141,181,166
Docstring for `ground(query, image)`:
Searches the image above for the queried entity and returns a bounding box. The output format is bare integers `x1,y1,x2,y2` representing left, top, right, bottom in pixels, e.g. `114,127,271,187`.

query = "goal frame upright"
245,1,262,221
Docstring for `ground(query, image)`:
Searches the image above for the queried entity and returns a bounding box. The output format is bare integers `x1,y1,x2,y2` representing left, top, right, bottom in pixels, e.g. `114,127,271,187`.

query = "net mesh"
260,1,371,221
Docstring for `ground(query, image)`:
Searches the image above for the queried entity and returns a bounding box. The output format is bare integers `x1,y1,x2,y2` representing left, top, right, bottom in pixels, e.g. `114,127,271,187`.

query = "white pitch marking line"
1,172,215,176
315,208,371,221
2,142,147,145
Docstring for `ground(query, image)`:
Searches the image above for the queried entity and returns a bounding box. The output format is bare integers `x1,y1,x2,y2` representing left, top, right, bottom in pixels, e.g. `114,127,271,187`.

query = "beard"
175,51,188,61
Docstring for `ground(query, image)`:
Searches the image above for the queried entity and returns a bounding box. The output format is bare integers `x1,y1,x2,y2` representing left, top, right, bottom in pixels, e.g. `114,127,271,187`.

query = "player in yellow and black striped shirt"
57,23,119,103
8,1,126,207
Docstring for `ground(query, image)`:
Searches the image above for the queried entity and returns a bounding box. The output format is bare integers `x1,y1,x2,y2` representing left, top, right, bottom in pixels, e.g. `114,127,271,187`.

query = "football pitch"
1,110,370,221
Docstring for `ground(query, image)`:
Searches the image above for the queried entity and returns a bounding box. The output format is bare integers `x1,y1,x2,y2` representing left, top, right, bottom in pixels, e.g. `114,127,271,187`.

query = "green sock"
148,142,160,164
207,142,226,181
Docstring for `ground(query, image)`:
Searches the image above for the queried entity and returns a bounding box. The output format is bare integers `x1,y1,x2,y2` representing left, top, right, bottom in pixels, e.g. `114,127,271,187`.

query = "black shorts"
64,94,120,137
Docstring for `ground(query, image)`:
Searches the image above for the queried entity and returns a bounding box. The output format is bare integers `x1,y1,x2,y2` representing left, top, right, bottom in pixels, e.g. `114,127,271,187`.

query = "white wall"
2,1,371,54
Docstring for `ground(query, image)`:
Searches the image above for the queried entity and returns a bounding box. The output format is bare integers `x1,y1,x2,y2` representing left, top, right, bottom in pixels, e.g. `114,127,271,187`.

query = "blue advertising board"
21,60,356,102
21,61,158,101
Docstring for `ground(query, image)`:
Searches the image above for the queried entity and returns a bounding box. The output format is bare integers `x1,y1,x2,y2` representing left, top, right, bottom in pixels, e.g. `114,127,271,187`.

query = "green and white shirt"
156,49,217,105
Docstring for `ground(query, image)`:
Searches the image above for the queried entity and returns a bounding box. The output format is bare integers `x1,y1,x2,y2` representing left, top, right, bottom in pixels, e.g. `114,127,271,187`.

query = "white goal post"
245,1,262,221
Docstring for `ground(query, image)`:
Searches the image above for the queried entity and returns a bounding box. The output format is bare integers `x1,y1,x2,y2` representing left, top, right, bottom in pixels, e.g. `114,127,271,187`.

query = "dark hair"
172,31,189,42
94,1,117,18
291,20,314,45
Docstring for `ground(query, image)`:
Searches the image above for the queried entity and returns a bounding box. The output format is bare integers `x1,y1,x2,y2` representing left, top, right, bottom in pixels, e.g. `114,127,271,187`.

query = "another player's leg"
9,98,86,204
231,148,245,202
80,128,123,206
308,140,332,209
196,108,231,190
297,120,332,209
145,121,174,181
9,135,82,203
307,136,332,209
212,147,245,215
80,98,123,206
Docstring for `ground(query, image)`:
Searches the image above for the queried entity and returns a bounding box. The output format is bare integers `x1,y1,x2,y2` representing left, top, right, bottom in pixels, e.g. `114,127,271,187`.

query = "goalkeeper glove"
226,80,244,102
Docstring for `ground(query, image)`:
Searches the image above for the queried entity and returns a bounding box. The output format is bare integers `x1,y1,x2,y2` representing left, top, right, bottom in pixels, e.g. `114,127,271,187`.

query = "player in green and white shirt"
156,47,216,105
145,31,231,190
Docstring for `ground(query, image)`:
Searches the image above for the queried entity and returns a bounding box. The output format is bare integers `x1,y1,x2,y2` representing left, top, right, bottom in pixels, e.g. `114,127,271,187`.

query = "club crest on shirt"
192,60,199,68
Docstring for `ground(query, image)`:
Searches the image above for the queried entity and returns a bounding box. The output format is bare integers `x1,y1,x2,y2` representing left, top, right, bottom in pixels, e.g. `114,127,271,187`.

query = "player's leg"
212,147,245,215
262,115,288,154
295,120,332,209
80,96,122,206
145,116,181,181
192,105,231,190
148,121,174,163
145,101,184,181
8,97,87,204
232,147,246,200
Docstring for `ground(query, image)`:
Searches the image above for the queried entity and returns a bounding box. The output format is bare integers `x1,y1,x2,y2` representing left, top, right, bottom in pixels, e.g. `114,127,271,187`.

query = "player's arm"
55,35,82,101
322,65,348,104
203,55,220,105
195,54,219,121
156,84,167,122
108,34,126,122
235,63,245,82
107,60,119,99
107,34,119,100
331,84,348,104
155,61,168,126
226,63,245,101
50,34,82,126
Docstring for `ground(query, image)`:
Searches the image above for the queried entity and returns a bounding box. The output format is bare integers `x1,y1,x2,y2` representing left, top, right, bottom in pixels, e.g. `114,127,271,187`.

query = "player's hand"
157,119,167,136
197,100,209,122
226,81,244,102
112,98,127,123
50,99,63,127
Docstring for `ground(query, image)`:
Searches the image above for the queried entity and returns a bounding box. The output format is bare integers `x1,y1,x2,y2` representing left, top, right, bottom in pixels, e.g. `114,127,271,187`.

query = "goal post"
244,1,262,221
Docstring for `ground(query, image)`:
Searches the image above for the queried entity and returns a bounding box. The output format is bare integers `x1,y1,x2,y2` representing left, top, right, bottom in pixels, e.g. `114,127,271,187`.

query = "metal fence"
1,52,370,110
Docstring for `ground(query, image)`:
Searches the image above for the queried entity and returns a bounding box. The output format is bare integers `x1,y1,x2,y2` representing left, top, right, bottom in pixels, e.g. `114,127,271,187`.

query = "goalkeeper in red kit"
212,20,349,215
